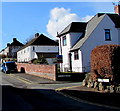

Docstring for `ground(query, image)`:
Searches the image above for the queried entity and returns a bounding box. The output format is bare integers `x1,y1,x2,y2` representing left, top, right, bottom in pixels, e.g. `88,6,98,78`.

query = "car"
1,61,18,74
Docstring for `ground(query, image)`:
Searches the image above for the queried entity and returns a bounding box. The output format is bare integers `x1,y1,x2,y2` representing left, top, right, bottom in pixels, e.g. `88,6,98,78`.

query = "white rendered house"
57,22,87,72
17,33,59,64
57,13,120,72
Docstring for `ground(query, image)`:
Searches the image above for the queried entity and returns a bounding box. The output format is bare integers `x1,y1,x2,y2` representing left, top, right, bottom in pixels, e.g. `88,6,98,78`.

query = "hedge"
91,44,120,84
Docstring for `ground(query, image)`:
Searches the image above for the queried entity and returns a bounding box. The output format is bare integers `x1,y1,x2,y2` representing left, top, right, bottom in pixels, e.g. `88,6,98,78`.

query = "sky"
1,1,116,50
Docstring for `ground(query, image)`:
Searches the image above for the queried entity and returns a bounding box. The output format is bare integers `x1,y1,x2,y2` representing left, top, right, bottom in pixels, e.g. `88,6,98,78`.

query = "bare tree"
24,34,35,44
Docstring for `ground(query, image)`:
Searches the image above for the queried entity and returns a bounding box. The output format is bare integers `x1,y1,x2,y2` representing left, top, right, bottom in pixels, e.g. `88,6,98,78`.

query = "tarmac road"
1,72,120,111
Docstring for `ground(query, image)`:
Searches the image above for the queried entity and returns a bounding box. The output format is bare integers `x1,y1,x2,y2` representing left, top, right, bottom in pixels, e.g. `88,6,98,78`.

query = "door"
69,53,72,72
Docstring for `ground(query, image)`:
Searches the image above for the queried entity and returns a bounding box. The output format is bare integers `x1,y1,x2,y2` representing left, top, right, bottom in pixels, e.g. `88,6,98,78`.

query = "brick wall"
16,63,57,80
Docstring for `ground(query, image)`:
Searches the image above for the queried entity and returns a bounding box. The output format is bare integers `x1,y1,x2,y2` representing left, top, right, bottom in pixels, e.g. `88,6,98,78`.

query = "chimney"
35,33,39,38
7,43,10,46
114,2,120,15
13,38,17,42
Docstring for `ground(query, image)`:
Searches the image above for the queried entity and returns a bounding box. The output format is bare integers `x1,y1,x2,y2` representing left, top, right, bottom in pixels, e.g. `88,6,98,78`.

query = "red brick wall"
16,63,57,80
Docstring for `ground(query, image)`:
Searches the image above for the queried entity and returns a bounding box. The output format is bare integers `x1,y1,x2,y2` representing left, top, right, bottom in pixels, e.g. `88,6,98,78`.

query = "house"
57,4,120,72
17,33,59,64
57,22,87,72
0,38,24,59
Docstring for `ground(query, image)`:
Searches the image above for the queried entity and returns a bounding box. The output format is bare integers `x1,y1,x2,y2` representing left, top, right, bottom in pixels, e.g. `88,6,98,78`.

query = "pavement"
56,86,120,110
11,73,76,84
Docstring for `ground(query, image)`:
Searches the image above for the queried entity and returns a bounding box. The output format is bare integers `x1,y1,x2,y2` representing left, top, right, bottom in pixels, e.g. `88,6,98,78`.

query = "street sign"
56,55,63,63
98,78,109,82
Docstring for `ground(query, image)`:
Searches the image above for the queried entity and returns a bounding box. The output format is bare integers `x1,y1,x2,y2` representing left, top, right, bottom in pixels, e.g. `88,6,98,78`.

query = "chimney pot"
35,33,39,37
7,43,10,46
13,38,17,42
114,4,120,15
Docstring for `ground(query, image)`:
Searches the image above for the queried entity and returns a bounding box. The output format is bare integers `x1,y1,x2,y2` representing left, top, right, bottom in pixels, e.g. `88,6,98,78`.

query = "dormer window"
63,36,67,46
105,29,111,41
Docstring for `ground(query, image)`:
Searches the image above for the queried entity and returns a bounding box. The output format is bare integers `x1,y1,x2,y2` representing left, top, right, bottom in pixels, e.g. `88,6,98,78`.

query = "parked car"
1,61,18,74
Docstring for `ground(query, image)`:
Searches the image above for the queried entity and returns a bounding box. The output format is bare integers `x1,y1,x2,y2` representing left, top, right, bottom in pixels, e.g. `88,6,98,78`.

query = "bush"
33,56,48,64
91,44,120,84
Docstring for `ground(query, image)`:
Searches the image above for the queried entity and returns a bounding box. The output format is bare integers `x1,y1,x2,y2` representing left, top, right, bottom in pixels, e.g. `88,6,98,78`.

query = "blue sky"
1,2,115,50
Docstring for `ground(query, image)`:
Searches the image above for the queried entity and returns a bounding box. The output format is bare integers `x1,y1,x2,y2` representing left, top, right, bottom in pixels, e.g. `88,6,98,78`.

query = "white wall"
17,45,58,62
71,50,83,72
17,46,31,62
80,14,120,72
33,46,58,52
60,34,70,71
3,47,9,56
59,32,82,72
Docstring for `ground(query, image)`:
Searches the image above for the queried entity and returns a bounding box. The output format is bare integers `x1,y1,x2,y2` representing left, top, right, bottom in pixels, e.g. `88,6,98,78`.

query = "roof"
9,38,24,46
57,22,87,37
0,38,24,53
19,34,59,51
107,14,120,28
95,13,120,28
70,13,120,51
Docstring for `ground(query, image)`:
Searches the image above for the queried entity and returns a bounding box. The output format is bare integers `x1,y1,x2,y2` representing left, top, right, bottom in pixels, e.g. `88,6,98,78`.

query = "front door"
69,53,72,72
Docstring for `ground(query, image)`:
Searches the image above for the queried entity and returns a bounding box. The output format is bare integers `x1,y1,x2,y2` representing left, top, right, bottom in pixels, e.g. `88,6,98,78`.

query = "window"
74,50,79,60
105,29,111,41
63,36,67,46
33,46,35,51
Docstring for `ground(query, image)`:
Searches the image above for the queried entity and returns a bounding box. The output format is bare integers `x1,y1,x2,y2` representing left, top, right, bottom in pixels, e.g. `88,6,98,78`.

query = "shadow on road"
60,89,120,108
2,85,120,111
2,85,64,111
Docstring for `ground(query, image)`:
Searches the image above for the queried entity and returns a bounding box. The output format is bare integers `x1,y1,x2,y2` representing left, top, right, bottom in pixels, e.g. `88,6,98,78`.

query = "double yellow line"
8,74,33,84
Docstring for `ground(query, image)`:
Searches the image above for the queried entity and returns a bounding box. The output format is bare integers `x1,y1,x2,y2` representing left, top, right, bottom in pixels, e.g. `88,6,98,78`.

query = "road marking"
8,74,33,84
55,85,80,91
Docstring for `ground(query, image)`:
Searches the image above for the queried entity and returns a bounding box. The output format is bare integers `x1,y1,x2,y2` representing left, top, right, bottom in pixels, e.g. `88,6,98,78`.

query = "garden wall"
16,63,57,80
56,72,86,81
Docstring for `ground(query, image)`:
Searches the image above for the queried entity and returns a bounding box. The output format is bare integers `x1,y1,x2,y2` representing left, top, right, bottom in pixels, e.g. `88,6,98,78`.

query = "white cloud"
46,7,93,39
81,15,93,22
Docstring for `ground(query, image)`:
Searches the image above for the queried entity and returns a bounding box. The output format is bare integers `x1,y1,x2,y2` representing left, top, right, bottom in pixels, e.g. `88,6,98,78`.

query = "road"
1,72,120,111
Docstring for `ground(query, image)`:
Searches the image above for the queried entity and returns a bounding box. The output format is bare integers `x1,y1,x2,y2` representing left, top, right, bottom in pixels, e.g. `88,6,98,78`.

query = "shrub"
91,44,120,84
33,56,48,64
